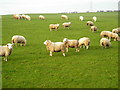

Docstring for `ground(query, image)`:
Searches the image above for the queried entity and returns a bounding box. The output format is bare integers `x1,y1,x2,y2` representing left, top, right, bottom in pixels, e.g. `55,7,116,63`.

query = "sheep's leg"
20,43,23,46
4,57,7,61
50,51,52,56
114,39,116,41
86,46,89,49
63,53,66,56
76,48,79,52
66,48,68,52
50,29,52,31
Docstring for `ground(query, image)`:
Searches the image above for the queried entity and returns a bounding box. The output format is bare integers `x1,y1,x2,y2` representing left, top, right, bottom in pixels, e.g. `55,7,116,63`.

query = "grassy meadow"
1,12,118,88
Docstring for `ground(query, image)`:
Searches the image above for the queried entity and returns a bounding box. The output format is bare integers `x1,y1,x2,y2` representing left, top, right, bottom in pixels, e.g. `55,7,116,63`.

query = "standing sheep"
87,21,94,26
39,15,45,20
110,33,120,41
49,24,60,31
61,15,69,20
62,22,71,29
90,26,97,32
63,38,79,52
100,31,111,39
78,37,90,49
25,15,31,20
79,16,84,21
0,43,13,61
44,40,66,56
100,38,111,48
12,35,27,46
13,14,21,20
112,28,120,34
93,16,97,22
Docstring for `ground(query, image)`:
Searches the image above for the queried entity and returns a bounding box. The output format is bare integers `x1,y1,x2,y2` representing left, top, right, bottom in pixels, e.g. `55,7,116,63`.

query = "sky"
0,0,119,15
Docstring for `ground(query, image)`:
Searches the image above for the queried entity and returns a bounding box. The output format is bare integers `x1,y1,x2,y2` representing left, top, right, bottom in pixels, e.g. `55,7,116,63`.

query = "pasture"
1,12,118,88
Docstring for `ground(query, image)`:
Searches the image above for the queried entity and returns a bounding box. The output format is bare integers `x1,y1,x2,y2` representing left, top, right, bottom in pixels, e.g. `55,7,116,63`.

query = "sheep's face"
44,40,51,45
7,43,13,49
63,38,68,42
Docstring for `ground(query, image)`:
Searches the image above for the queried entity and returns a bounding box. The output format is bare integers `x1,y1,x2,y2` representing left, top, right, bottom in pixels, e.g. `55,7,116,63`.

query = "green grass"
2,12,118,88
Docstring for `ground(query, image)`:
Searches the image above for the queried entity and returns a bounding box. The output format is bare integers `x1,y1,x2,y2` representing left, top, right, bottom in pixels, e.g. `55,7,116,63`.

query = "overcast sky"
0,0,119,15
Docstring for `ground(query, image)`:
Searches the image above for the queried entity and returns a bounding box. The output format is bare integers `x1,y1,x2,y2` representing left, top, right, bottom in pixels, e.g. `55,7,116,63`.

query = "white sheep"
110,33,120,41
100,31,111,39
93,16,97,22
87,21,94,26
100,38,111,48
79,16,84,21
12,35,27,46
13,14,21,20
39,15,45,20
90,26,97,32
21,14,26,19
78,37,90,49
49,24,60,31
62,22,71,29
0,43,13,61
112,28,120,34
61,15,69,20
25,15,31,20
63,38,79,52
44,40,66,56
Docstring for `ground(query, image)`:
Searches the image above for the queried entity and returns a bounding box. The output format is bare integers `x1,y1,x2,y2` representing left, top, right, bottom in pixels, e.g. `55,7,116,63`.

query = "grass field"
1,12,118,88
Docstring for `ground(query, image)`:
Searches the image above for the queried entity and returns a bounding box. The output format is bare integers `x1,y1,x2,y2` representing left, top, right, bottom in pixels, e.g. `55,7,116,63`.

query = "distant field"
2,12,118,88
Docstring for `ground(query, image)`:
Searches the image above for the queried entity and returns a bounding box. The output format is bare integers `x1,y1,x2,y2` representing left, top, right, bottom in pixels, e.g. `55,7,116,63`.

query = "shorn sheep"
0,43,13,61
62,22,71,29
61,15,69,20
39,15,45,20
93,16,97,22
112,28,120,34
100,38,111,48
63,38,79,52
87,21,94,26
49,24,60,31
90,26,97,32
44,40,66,56
79,16,84,21
12,35,27,46
78,37,90,49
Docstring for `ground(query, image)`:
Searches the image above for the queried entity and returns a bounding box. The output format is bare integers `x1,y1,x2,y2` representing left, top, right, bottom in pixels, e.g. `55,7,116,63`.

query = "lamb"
90,26,97,32
49,24,60,31
93,16,97,22
61,15,69,20
112,28,120,34
78,37,90,49
39,15,45,20
0,43,13,61
63,38,79,52
79,16,84,21
87,21,94,26
44,40,66,56
62,22,71,29
100,38,111,48
12,35,27,46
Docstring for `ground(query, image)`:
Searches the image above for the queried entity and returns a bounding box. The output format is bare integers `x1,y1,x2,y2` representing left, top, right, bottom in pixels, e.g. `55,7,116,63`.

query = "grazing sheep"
21,14,26,19
87,21,94,26
100,38,111,48
110,33,120,41
100,31,111,39
79,16,84,21
61,15,68,20
78,37,90,49
39,15,45,20
0,43,13,61
49,24,60,31
12,35,27,46
93,16,97,22
25,15,31,20
63,38,79,52
13,14,21,20
112,28,120,34
90,26,97,32
62,22,71,29
44,40,66,56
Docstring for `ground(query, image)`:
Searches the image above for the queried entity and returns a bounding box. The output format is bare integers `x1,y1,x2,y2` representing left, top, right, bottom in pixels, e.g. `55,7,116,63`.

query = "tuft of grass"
2,12,118,88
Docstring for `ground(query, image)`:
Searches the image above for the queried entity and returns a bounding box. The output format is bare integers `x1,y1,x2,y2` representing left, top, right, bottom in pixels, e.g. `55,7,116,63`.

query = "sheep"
21,14,26,19
112,28,120,34
90,26,97,32
13,14,21,20
63,38,79,52
61,15,69,20
79,16,84,21
39,15,45,20
100,31,111,39
0,43,13,61
93,16,97,22
25,15,31,20
78,37,90,49
62,22,71,29
12,35,27,46
44,40,66,56
49,24,60,31
100,38,111,48
87,21,94,26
